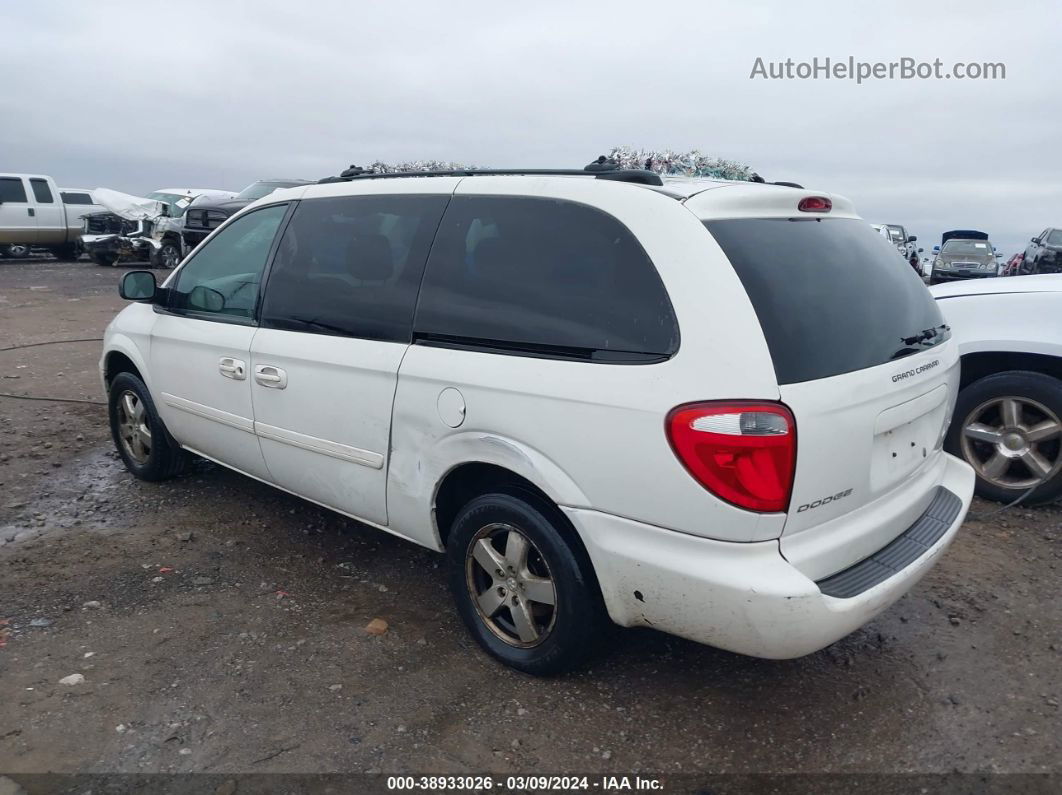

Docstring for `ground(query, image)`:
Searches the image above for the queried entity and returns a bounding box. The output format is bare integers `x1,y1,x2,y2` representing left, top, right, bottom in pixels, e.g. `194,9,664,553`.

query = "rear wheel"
946,371,1062,505
446,492,606,675
108,372,189,481
3,244,31,259
52,242,83,261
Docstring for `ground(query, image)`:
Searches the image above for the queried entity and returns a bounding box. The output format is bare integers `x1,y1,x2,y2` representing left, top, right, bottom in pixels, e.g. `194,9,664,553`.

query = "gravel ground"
0,257,1060,791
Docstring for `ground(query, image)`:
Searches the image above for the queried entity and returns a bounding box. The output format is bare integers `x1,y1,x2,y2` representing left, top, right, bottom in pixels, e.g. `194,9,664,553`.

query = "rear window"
414,196,678,362
61,191,94,205
706,218,948,385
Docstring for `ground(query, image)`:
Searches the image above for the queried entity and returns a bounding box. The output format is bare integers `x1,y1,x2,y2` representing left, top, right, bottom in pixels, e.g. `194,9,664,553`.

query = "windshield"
886,226,904,242
147,191,194,218
236,181,297,201
942,240,992,256
705,217,948,385
1047,230,1062,246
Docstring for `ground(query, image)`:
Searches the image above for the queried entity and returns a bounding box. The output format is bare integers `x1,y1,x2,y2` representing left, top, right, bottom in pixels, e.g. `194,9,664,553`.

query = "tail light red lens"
666,401,797,513
797,196,832,213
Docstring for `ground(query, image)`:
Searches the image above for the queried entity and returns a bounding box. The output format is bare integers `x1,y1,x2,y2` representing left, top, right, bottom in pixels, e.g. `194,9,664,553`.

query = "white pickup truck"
0,173,93,259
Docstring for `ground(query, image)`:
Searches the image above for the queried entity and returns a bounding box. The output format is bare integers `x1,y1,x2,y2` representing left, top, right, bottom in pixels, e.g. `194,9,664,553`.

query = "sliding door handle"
218,357,246,380
254,364,287,389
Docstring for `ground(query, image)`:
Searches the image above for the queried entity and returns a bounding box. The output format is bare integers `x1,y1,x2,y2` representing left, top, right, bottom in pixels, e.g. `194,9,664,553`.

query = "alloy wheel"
961,396,1062,490
465,522,557,648
116,390,152,465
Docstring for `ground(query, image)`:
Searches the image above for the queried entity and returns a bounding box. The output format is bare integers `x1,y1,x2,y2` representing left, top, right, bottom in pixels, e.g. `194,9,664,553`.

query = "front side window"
260,195,448,342
1047,230,1062,246
170,204,288,320
29,179,54,203
0,178,28,203
414,196,678,362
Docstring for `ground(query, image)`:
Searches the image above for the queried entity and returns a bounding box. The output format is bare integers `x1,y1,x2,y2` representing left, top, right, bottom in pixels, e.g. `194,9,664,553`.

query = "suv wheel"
446,492,605,675
946,371,1062,505
108,372,188,481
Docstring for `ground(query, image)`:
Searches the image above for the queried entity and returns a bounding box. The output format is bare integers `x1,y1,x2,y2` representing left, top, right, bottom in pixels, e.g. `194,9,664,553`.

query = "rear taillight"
798,196,832,213
666,401,797,513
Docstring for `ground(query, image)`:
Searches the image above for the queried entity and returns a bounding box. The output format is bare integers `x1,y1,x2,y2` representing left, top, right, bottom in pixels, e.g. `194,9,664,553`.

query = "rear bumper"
564,453,973,659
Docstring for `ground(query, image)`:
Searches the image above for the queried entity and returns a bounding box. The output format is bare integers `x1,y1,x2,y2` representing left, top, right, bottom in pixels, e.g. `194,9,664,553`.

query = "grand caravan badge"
892,358,940,383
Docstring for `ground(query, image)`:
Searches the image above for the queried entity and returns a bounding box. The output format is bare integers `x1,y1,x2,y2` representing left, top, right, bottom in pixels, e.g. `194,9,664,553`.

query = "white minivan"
101,167,974,674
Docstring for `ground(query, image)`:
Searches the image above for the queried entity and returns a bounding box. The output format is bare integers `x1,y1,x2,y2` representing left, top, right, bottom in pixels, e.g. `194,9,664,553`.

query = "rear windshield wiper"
900,324,950,347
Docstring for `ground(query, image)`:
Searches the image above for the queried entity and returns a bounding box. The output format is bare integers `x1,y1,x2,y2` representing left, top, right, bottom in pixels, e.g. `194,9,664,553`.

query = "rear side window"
30,179,54,203
414,196,678,362
261,195,448,342
706,218,948,385
171,204,289,320
0,178,28,203
61,191,93,205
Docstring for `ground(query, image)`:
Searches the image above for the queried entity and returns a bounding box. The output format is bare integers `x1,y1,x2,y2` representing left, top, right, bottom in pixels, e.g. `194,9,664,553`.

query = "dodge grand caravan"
101,166,975,674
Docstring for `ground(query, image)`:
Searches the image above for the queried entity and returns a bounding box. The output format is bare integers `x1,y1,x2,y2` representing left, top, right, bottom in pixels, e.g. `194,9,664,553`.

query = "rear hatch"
705,214,957,579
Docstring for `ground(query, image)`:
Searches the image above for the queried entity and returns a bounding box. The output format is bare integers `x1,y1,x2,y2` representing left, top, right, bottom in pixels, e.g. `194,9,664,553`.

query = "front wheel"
150,239,181,269
446,492,606,675
946,371,1062,505
108,372,189,481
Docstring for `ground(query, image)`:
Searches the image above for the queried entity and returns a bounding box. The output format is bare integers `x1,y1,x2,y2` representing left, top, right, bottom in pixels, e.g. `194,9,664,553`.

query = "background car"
929,234,999,284
1002,252,1025,277
182,179,310,250
932,274,1062,504
1021,228,1062,275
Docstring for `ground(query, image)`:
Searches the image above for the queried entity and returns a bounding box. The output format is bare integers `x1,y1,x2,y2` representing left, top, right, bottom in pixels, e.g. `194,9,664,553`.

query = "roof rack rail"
317,159,664,187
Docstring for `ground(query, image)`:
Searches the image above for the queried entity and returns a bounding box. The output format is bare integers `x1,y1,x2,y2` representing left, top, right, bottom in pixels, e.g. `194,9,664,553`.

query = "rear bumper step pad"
816,487,963,598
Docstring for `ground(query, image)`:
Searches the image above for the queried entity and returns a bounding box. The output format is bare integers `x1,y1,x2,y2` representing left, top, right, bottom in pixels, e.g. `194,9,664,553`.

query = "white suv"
102,167,974,674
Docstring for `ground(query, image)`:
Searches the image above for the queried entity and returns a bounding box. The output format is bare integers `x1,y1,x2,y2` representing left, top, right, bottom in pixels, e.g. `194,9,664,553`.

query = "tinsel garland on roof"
350,149,754,181
605,147,755,181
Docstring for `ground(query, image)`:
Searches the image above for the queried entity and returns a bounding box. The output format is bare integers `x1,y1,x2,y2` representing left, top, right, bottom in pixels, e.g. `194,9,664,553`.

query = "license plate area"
871,401,947,491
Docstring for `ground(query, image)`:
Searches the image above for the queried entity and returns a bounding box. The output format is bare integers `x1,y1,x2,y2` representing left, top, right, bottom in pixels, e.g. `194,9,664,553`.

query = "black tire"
446,491,606,675
92,252,119,267
150,238,181,270
3,243,31,259
52,242,83,261
108,372,188,481
946,371,1062,505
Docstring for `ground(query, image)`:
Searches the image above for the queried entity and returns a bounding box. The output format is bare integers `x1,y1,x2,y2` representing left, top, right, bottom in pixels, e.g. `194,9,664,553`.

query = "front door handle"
218,357,246,380
254,364,288,389
27,208,35,217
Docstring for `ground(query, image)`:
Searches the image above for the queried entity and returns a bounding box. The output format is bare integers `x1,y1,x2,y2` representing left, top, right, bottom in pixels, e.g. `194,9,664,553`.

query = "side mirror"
908,235,917,242
187,285,225,313
918,247,924,253
933,245,940,253
1032,237,1040,243
119,270,157,301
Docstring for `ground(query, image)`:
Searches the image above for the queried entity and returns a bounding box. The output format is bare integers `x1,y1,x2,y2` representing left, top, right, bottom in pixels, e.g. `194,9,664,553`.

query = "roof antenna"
340,164,368,178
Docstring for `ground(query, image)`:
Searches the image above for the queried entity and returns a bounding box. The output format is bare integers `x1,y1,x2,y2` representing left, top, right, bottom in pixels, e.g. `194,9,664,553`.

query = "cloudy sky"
3,0,1059,256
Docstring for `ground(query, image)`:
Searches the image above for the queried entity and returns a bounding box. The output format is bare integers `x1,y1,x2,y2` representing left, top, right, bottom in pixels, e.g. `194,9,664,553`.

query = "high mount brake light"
666,402,797,513
798,196,832,213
